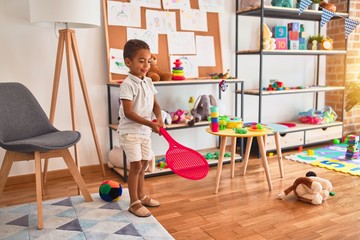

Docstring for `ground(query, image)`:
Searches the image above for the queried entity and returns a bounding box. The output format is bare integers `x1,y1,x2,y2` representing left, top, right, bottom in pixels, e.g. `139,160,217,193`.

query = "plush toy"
191,95,217,123
320,1,337,12
278,171,332,205
170,109,195,126
146,54,172,81
262,23,276,50
151,110,172,125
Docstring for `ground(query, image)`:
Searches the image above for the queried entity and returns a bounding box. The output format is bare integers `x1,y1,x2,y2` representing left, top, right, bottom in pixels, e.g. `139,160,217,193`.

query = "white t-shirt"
118,73,158,136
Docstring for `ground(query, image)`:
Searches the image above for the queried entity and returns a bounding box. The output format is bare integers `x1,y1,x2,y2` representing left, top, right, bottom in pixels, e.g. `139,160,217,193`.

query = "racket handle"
159,127,174,143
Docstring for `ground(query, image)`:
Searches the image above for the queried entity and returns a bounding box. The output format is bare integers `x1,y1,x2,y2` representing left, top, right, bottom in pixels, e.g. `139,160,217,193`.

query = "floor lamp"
29,0,106,178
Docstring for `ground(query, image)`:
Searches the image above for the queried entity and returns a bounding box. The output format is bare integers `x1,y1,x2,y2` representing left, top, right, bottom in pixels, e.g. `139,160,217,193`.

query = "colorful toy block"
288,22,300,32
299,31,306,38
288,40,299,50
299,37,306,44
299,44,307,50
276,38,288,50
289,31,299,41
273,26,287,38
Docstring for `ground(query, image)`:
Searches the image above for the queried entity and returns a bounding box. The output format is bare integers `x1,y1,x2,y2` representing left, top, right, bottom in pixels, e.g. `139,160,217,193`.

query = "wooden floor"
1,147,360,239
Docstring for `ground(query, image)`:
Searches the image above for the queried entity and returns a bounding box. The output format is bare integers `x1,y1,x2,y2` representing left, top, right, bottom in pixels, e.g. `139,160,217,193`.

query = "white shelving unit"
107,78,244,181
235,4,348,151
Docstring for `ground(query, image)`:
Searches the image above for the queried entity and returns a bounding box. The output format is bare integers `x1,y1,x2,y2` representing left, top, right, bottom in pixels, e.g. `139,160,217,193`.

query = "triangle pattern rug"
285,143,360,176
0,188,173,240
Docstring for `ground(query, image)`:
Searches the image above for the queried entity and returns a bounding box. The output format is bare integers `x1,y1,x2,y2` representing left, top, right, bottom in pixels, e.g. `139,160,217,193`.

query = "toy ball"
99,180,122,202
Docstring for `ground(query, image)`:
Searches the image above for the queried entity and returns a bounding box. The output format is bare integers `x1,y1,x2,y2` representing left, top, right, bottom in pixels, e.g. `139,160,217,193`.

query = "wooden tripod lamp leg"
70,31,106,176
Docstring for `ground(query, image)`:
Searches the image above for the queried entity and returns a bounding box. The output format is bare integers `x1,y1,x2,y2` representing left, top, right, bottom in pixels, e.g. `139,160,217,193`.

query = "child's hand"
151,119,164,135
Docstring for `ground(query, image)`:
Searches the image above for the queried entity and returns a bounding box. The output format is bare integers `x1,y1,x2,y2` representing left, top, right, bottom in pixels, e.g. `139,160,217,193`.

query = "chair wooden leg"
0,151,14,195
43,158,49,183
34,151,44,230
60,149,92,202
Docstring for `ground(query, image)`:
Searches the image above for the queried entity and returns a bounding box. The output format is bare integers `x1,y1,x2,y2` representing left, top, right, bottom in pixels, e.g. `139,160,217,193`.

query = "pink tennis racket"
159,127,209,180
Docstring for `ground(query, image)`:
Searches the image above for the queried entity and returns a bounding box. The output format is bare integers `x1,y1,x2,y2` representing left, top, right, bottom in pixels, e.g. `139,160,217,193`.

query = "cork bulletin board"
102,0,223,82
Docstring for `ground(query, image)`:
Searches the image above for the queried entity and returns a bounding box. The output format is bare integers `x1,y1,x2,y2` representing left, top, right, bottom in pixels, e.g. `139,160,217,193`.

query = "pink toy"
159,127,209,180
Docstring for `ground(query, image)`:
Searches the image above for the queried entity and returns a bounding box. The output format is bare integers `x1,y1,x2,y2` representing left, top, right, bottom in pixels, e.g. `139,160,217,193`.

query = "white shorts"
118,133,152,162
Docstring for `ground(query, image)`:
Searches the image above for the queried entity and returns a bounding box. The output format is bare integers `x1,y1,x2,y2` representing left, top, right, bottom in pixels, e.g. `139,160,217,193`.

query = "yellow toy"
262,23,276,50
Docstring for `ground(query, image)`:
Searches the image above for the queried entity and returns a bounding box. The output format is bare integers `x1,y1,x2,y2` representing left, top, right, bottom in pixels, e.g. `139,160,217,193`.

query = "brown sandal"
140,195,160,207
128,200,151,217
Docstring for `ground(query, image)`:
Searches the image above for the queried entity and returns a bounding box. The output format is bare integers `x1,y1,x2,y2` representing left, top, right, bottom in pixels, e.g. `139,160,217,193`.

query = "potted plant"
310,0,322,10
307,35,324,50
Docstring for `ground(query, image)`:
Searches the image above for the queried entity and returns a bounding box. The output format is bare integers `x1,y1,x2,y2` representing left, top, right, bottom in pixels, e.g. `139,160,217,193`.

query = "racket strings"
166,149,209,179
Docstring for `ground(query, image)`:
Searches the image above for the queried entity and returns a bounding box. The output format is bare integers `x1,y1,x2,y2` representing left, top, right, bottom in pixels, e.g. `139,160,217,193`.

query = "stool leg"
257,136,273,191
274,132,284,178
215,136,227,194
242,137,253,175
230,137,236,178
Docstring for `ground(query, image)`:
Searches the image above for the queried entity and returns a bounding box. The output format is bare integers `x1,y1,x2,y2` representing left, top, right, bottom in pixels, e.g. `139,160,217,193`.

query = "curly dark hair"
123,39,150,60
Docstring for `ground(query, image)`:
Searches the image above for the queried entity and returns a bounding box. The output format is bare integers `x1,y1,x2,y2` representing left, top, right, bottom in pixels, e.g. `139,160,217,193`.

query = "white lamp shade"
29,0,101,28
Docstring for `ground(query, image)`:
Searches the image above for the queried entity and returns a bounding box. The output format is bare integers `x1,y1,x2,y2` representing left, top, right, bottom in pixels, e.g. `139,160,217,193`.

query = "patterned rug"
285,143,360,176
0,188,173,239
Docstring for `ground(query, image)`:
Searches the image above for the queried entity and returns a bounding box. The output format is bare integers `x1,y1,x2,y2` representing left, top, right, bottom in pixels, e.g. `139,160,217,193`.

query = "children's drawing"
170,56,198,78
162,0,191,9
127,28,159,54
180,9,208,32
198,0,225,13
146,10,176,34
131,0,161,9
110,48,129,75
167,32,196,54
196,36,215,66
108,1,141,27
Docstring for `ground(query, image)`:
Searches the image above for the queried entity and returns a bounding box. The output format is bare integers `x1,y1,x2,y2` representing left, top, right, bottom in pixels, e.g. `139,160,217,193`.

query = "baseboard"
5,164,106,186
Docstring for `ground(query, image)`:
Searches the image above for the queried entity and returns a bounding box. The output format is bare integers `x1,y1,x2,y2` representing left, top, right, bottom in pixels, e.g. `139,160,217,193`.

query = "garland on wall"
299,0,359,38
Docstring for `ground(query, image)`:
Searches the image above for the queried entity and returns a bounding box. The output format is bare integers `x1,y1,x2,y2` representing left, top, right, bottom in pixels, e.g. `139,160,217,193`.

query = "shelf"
237,49,347,55
237,6,348,21
109,121,210,131
242,86,345,95
108,78,244,87
110,146,242,179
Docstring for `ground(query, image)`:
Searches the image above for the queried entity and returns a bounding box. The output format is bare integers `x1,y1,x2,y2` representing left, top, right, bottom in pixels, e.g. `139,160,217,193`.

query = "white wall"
0,0,236,176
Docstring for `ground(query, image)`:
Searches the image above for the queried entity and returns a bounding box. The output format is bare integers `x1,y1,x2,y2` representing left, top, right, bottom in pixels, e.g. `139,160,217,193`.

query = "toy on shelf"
273,25,287,50
288,22,300,50
146,54,172,81
298,106,338,124
262,23,276,50
156,158,168,169
278,171,333,205
320,1,337,12
209,69,231,79
171,59,185,80
191,95,217,123
271,0,292,8
345,135,359,160
219,80,229,92
170,109,195,126
210,106,219,132
204,151,231,160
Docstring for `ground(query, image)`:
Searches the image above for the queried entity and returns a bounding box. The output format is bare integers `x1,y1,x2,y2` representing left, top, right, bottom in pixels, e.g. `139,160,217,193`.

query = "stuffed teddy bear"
278,171,332,205
262,23,276,50
146,54,172,81
191,95,217,123
170,109,195,126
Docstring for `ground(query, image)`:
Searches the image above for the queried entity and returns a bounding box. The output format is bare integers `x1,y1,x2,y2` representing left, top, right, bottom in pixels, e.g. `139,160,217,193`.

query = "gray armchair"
0,82,93,230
